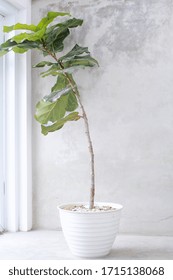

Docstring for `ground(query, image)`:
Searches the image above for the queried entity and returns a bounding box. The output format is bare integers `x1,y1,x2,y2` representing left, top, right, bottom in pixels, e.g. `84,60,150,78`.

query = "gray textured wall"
32,0,173,235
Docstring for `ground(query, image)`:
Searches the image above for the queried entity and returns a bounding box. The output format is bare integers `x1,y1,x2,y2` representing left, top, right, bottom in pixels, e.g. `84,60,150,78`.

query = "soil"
64,204,116,212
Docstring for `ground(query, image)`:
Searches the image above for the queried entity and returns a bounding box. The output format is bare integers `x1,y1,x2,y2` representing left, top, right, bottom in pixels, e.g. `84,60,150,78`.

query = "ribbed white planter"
58,202,123,258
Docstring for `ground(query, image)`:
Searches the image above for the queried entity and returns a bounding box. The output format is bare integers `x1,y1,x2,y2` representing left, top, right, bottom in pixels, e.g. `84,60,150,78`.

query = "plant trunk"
76,96,95,209
63,80,96,209
45,49,96,209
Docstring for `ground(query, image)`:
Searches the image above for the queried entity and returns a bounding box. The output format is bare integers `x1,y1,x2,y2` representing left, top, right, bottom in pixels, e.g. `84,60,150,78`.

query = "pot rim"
57,202,123,214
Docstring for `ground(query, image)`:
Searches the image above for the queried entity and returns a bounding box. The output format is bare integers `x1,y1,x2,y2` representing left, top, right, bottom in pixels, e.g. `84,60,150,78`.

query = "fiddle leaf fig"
0,10,99,209
0,11,98,135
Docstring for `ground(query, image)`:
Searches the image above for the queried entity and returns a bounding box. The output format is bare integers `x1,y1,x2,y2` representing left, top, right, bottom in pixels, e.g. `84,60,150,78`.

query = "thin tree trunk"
44,47,96,209
75,96,95,209
63,79,96,209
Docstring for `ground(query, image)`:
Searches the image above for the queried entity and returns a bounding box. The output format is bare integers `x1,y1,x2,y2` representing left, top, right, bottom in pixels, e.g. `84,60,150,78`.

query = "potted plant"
0,11,123,258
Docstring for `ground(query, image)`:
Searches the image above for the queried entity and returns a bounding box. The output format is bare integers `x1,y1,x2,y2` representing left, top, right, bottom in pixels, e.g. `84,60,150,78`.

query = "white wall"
32,0,173,235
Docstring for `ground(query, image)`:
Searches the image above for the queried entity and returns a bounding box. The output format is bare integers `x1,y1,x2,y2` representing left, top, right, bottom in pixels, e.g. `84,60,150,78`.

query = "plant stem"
43,47,95,209
76,96,95,210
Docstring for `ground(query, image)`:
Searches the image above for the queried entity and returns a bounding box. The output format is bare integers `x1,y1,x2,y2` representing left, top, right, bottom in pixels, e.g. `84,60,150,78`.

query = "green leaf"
43,86,71,102
65,92,78,111
11,27,46,43
0,49,8,57
58,44,99,69
51,29,70,53
43,74,78,109
40,64,61,77
44,91,78,110
3,23,37,33
63,55,99,68
0,39,16,56
12,46,27,53
57,18,83,29
37,11,70,30
65,72,80,96
0,39,40,56
33,61,55,68
44,18,83,54
41,70,61,77
35,76,79,124
35,95,68,124
41,112,81,135
59,44,89,61
51,74,69,92
43,75,71,102
0,39,17,49
19,40,41,49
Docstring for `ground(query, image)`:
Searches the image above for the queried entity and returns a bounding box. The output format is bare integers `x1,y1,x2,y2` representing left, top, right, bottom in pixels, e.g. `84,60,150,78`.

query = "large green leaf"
44,18,83,54
40,64,61,77
12,46,28,53
65,73,80,96
3,12,70,34
35,88,78,124
63,55,99,68
48,29,70,53
45,18,83,37
36,11,70,30
58,44,99,69
57,18,83,29
0,39,17,49
0,39,38,57
18,40,40,49
35,95,67,124
59,44,89,61
65,92,78,111
43,74,78,109
43,74,71,101
0,38,41,56
3,23,37,33
41,112,81,135
52,29,70,53
11,27,46,43
51,74,69,92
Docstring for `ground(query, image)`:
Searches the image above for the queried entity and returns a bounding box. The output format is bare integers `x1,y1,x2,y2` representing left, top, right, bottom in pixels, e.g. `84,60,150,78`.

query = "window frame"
0,0,32,232
0,13,5,231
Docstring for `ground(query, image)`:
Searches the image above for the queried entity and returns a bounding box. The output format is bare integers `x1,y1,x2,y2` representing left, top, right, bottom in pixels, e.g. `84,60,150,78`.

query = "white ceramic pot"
58,202,123,258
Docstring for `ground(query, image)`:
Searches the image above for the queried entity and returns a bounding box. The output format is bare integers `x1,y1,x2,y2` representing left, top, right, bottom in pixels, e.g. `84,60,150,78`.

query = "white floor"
0,230,172,260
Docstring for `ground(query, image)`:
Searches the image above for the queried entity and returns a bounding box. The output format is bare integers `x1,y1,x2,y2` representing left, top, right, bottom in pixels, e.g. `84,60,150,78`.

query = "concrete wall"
32,0,173,235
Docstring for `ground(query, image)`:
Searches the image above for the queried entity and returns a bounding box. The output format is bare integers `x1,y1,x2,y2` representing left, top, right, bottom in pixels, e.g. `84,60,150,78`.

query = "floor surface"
0,230,172,260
